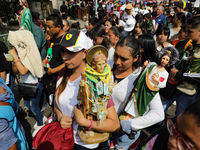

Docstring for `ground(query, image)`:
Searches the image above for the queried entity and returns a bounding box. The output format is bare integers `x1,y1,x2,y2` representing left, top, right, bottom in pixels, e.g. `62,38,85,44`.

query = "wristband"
47,117,53,124
87,119,93,130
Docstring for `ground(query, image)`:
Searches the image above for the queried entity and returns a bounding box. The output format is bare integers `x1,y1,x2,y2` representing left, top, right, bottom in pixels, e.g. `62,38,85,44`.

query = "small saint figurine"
18,0,33,32
120,46,179,121
145,50,171,90
77,45,114,144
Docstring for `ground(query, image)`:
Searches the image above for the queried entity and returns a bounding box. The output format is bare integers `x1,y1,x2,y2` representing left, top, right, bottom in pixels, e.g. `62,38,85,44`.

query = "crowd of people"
0,0,200,149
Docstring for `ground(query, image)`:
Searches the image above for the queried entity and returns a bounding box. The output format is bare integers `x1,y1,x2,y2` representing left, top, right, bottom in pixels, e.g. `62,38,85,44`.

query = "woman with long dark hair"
155,23,174,52
132,19,147,39
88,17,99,31
169,12,186,41
138,34,157,65
104,18,115,34
107,26,121,68
99,35,164,150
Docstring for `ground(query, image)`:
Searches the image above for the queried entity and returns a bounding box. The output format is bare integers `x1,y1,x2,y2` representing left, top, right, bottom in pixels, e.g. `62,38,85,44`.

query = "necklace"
59,33,66,43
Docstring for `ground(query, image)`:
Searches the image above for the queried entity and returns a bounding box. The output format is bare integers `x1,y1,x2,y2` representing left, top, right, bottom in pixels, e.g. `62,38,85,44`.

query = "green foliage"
0,0,20,21
0,28,15,49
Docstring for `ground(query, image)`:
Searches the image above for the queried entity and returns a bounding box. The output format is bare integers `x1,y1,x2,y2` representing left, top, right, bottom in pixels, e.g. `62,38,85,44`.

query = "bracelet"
87,119,93,130
47,117,53,124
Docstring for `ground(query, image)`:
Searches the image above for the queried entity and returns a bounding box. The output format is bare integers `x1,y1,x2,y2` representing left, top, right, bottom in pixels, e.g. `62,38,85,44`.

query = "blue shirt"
0,77,29,150
0,119,18,150
155,14,166,24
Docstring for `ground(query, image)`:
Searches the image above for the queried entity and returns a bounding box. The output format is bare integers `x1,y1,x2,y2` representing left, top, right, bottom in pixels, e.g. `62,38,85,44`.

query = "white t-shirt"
169,27,179,40
119,20,126,27
81,28,87,34
157,43,174,52
21,72,38,84
56,76,99,149
123,13,135,23
112,67,142,116
120,4,126,11
107,46,115,69
139,9,148,15
112,11,120,19
121,92,164,134
132,7,140,15
87,36,93,50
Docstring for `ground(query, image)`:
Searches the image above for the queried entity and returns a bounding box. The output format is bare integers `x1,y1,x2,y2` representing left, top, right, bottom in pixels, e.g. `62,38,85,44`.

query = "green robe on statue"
20,8,33,33
133,65,159,116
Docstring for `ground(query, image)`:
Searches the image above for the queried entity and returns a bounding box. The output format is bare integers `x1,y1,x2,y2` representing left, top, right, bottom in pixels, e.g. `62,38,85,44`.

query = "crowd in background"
1,0,200,149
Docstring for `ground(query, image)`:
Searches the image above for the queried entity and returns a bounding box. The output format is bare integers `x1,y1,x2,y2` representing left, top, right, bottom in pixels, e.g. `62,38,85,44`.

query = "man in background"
60,1,68,19
174,1,192,20
153,5,166,25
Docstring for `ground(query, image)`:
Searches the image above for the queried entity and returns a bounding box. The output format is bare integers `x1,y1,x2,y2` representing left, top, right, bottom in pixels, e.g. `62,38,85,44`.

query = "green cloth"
176,44,200,73
146,20,153,32
189,45,200,73
176,51,188,72
175,40,187,59
46,47,53,67
32,22,46,60
21,8,33,33
134,65,158,116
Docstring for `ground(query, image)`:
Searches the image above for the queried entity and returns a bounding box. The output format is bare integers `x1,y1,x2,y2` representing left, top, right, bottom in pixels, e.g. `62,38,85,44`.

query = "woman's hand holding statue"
74,105,90,128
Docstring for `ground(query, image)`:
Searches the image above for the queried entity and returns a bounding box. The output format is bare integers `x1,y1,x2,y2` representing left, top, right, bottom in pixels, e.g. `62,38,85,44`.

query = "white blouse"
112,67,164,134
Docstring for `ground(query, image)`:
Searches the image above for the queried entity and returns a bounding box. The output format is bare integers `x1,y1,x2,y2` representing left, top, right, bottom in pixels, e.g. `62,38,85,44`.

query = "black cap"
174,1,184,7
56,30,88,52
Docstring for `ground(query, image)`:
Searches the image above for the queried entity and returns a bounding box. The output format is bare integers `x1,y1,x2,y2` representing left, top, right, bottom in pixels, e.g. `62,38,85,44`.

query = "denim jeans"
161,92,196,116
24,81,44,126
42,90,48,108
121,30,130,37
9,72,15,91
99,130,141,150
